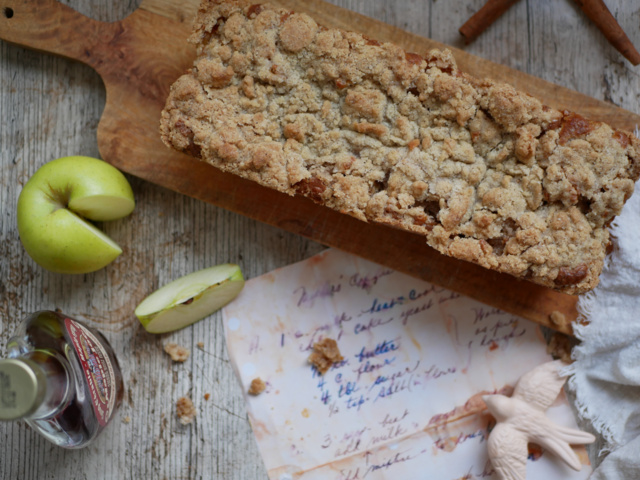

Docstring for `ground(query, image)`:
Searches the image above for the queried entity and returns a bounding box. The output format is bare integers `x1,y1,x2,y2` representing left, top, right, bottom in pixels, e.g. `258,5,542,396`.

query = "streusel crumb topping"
161,0,640,294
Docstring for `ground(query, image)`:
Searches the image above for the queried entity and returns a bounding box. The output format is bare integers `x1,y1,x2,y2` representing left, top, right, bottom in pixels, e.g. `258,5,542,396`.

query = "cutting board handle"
0,0,116,67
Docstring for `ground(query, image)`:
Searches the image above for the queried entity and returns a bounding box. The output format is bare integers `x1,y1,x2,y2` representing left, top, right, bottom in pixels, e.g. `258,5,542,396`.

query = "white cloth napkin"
566,180,640,478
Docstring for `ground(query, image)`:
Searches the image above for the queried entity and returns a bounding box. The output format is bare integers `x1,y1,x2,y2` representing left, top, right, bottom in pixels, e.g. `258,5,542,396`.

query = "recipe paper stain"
222,249,591,480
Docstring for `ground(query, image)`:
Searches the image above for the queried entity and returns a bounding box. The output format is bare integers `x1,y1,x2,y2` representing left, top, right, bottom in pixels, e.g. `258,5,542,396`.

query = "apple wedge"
17,156,135,274
135,264,245,334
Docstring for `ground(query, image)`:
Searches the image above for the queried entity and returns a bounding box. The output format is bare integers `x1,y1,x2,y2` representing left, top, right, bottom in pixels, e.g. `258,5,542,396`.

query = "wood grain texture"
571,0,640,65
1,0,639,478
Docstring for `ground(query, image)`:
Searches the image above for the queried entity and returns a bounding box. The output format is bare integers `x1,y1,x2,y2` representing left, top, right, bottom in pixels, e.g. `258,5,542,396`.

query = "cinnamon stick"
572,0,640,65
459,0,522,44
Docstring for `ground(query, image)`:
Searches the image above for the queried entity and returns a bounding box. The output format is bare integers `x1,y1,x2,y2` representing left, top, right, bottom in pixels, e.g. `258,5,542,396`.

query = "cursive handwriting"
294,281,341,308
399,300,434,326
354,357,396,382
354,316,394,335
380,409,409,427
349,269,393,293
476,317,527,348
423,364,457,382
364,450,414,477
355,339,400,363
433,428,487,452
360,296,405,316
473,306,506,324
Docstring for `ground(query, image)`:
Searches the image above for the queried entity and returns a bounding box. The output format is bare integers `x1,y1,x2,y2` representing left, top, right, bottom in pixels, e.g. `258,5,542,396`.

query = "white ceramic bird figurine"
483,360,595,480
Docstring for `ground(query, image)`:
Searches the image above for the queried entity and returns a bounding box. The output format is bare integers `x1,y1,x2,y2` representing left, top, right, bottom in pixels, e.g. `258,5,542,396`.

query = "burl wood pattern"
3,0,640,335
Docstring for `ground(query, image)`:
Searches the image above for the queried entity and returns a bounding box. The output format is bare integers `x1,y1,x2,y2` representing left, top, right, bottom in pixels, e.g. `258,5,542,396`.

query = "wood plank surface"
1,0,639,478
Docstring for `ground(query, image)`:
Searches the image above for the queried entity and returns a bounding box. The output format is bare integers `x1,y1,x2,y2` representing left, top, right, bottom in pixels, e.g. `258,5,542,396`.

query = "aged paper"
222,249,591,480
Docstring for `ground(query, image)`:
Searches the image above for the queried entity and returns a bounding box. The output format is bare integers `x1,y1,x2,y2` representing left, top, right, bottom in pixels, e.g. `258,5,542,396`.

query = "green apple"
135,264,245,334
17,156,135,274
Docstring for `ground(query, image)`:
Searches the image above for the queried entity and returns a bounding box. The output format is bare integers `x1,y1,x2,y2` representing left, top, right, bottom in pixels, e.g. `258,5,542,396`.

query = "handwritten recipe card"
222,249,590,480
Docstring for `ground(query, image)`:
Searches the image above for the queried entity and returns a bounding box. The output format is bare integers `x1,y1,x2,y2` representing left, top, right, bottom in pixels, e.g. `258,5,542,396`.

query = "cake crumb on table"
176,396,197,425
248,377,266,396
547,332,574,364
122,416,131,424
308,338,344,375
549,310,569,329
197,341,205,349
164,343,190,362
204,393,211,401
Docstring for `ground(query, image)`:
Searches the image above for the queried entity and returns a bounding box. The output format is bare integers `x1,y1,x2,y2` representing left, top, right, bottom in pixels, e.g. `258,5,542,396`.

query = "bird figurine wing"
487,423,528,480
529,420,596,471
512,360,568,411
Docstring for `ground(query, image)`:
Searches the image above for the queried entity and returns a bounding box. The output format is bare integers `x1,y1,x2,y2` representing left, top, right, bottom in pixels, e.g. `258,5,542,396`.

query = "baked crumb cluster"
164,342,191,362
308,338,344,374
161,0,640,294
176,396,197,425
248,377,266,395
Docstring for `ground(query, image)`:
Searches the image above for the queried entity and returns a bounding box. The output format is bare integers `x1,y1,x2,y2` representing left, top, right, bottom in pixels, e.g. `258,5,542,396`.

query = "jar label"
65,318,117,426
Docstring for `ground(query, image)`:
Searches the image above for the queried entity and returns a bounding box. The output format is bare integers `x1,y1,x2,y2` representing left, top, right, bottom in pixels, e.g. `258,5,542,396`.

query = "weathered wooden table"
1,0,638,478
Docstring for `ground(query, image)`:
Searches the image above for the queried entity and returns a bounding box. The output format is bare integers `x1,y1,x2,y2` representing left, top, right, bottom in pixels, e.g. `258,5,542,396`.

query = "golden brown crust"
308,338,344,375
176,396,197,425
248,377,266,395
163,343,190,362
160,0,640,294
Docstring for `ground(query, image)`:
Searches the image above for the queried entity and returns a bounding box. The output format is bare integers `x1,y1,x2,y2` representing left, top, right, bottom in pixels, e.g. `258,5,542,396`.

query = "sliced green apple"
135,264,245,334
17,156,135,274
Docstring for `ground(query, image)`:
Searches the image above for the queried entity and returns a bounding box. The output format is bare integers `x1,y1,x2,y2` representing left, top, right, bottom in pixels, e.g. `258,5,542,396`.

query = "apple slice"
135,264,245,334
17,156,135,274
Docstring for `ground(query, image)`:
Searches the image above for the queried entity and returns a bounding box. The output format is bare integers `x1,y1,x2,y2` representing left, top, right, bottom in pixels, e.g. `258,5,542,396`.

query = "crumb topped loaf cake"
160,0,640,294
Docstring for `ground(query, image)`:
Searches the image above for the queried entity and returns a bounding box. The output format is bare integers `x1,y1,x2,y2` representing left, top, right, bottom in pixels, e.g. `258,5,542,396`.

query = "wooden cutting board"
3,0,639,336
